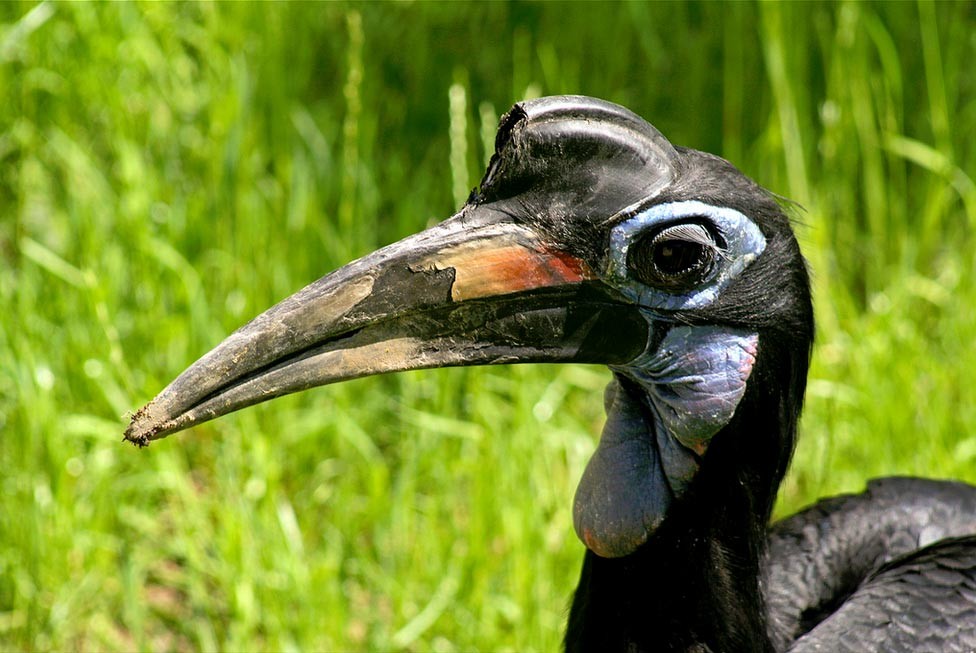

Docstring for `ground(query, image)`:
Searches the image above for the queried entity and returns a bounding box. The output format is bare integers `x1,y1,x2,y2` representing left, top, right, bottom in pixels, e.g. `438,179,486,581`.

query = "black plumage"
765,478,976,652
126,96,976,652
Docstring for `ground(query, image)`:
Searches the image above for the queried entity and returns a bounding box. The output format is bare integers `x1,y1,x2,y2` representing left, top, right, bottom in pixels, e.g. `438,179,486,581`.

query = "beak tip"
123,433,150,448
123,402,171,447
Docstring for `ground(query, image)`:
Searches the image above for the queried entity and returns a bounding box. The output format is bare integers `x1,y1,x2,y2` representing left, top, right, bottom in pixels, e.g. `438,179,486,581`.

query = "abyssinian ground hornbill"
126,96,976,652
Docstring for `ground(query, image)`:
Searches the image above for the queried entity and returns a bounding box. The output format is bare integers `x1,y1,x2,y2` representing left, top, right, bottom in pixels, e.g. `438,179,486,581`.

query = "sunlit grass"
2,2,975,650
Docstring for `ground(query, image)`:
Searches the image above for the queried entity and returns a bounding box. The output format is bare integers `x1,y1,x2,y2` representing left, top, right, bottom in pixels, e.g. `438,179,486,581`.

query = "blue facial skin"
606,200,767,312
606,200,767,462
572,202,767,558
619,326,760,488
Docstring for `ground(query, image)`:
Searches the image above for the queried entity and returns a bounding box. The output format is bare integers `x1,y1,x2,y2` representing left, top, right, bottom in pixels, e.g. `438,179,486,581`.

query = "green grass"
3,2,976,650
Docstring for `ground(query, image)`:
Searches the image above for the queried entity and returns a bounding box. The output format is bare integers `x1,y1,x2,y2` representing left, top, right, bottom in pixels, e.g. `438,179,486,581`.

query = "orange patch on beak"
441,242,595,301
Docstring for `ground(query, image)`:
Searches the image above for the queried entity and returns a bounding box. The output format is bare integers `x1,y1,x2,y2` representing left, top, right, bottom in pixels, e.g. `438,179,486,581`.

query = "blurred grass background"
2,1,976,650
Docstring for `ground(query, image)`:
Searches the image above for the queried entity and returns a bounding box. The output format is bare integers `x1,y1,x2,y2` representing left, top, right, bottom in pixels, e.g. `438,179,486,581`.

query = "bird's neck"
566,376,797,652
566,469,775,652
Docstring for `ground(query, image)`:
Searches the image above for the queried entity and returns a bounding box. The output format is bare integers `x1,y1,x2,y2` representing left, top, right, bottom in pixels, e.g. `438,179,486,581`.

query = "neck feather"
566,334,807,653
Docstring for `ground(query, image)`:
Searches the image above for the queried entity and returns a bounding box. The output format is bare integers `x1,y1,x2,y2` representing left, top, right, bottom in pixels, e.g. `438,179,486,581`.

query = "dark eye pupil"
626,223,717,291
655,241,706,275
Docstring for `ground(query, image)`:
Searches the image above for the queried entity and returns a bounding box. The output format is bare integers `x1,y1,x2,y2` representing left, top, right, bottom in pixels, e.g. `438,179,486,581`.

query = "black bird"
126,96,976,652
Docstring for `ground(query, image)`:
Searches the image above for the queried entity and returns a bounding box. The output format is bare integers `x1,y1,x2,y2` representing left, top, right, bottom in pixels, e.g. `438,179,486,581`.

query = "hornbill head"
126,96,813,559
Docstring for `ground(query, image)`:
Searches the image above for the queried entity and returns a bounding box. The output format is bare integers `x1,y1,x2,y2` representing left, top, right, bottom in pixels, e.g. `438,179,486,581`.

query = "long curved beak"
125,206,647,446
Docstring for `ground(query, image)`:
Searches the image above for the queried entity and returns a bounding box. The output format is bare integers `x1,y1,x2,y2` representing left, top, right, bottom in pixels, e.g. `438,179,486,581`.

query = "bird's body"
126,96,976,651
780,534,976,652
765,477,976,652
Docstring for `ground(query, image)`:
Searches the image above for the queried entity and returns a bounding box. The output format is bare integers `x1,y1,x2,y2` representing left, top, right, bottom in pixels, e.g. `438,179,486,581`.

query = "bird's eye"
627,222,718,291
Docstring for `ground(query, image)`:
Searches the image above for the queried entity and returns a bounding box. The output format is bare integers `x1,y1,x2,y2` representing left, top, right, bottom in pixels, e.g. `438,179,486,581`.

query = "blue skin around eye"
606,200,767,312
